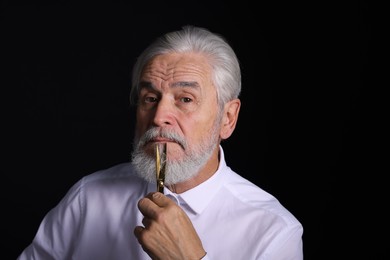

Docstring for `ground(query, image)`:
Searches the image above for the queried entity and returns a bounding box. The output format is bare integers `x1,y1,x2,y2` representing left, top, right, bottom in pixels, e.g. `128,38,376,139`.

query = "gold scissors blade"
155,143,167,192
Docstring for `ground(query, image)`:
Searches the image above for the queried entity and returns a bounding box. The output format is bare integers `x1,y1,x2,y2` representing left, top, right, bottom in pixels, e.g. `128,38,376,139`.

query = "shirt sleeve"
263,224,304,260
17,178,85,260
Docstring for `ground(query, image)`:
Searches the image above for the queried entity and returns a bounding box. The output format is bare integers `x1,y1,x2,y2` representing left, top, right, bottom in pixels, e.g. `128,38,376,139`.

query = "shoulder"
64,162,146,199
219,168,303,253
222,168,302,228
81,162,137,183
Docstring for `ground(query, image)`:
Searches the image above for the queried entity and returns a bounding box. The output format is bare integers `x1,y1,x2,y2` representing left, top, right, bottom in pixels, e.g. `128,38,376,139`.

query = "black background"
2,1,378,259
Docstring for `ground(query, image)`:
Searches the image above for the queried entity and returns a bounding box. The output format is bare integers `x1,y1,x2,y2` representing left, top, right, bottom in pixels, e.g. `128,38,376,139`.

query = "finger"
142,217,152,228
133,225,145,240
134,225,158,259
148,192,174,208
137,197,160,219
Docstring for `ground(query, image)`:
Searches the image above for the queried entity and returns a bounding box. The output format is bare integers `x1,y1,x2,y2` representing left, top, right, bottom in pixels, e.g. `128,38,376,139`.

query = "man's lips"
152,138,172,143
146,138,185,150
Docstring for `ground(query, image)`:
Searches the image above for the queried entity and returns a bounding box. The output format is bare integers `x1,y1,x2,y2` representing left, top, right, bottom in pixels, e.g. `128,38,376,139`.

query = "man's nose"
152,97,174,127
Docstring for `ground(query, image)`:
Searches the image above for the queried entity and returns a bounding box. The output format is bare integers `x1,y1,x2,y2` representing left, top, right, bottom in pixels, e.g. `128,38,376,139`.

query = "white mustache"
139,127,187,150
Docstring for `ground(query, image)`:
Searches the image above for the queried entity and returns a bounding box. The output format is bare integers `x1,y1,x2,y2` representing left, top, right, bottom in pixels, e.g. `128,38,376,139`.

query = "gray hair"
129,25,241,109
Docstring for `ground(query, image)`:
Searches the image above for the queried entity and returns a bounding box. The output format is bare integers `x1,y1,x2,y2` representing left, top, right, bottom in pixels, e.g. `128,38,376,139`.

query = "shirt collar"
170,145,228,214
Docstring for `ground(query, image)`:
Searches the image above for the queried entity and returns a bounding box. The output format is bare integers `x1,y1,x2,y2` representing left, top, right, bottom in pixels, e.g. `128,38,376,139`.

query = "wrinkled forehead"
140,52,214,85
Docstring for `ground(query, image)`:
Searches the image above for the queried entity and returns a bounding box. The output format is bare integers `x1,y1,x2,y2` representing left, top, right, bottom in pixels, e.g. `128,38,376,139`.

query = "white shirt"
18,146,303,260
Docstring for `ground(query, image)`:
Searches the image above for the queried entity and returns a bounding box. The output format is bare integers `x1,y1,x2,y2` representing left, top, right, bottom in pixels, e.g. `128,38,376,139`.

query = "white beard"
131,122,220,186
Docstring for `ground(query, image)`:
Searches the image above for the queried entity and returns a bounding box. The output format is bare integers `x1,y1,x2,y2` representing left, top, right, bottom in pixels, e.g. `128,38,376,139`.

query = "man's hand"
134,192,206,259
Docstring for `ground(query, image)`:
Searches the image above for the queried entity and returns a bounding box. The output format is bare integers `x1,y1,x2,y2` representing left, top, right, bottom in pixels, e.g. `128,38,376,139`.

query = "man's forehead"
141,54,212,85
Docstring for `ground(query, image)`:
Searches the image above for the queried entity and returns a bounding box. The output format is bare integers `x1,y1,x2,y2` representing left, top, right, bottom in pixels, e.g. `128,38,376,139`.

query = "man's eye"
144,96,158,103
180,97,192,103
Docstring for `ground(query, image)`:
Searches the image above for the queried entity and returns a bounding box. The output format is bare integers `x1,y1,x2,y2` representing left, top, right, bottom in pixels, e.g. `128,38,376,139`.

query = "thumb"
147,192,174,208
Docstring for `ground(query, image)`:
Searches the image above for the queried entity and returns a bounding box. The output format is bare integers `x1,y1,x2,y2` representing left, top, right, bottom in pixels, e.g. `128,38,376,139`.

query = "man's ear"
220,98,241,140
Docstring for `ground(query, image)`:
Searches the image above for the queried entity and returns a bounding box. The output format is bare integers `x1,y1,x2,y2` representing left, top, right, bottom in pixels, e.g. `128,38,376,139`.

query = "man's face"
135,52,220,160
131,52,221,185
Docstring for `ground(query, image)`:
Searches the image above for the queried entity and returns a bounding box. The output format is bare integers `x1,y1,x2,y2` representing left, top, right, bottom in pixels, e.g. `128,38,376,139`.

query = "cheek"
136,107,153,123
183,115,218,141
135,111,149,134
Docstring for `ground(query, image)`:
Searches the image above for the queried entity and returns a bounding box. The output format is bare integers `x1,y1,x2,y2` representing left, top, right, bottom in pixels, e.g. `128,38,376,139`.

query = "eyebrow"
139,81,155,91
171,81,200,89
139,81,200,91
